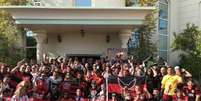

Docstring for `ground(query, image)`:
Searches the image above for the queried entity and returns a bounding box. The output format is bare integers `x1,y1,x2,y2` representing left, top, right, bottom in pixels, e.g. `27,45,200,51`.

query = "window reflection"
159,4,168,19
75,0,91,7
159,19,168,35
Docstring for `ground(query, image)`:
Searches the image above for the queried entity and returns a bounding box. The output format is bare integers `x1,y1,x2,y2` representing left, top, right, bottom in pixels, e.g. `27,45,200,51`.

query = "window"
75,0,91,7
159,0,168,4
159,4,168,19
158,0,168,61
159,51,168,60
159,19,168,35
26,31,37,60
128,32,140,48
159,35,168,50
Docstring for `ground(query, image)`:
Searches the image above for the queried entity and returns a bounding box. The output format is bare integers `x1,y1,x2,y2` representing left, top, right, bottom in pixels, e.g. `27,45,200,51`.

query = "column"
33,30,47,63
119,29,132,48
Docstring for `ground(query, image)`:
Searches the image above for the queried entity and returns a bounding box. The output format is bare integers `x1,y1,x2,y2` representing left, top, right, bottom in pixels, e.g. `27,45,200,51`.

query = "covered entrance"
1,6,154,63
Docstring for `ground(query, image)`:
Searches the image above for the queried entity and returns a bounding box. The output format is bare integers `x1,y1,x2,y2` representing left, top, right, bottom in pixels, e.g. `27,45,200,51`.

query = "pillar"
119,29,132,48
33,30,47,63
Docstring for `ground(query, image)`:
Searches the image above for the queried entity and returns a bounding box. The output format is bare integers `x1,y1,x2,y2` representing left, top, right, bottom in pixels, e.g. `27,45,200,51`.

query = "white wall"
44,30,121,58
177,0,201,31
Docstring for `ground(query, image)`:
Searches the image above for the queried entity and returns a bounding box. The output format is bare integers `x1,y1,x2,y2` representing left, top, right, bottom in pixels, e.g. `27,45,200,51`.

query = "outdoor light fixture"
80,29,85,37
57,34,62,43
106,35,110,43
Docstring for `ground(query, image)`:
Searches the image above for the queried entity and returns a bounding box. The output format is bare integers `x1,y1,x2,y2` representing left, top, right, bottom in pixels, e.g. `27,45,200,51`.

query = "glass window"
159,19,168,35
128,32,139,48
75,0,91,7
159,51,168,60
159,0,168,4
159,4,168,19
159,35,168,50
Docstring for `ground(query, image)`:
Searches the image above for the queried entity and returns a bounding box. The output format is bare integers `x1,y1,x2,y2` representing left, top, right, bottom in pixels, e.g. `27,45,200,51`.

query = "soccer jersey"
161,75,182,95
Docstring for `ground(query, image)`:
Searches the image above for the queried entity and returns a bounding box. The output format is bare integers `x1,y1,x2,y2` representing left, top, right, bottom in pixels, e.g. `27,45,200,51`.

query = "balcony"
26,0,156,7
0,0,155,32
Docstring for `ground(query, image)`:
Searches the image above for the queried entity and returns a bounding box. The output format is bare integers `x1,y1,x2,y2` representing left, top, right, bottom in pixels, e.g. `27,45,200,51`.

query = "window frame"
158,0,169,61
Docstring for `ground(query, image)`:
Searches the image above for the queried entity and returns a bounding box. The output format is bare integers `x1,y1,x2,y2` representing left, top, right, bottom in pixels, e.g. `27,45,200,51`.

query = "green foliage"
0,0,27,65
128,12,157,61
172,23,201,79
0,0,27,6
126,0,158,7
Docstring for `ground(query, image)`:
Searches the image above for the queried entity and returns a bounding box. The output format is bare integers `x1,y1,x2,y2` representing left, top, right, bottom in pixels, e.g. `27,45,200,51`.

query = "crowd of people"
0,53,200,101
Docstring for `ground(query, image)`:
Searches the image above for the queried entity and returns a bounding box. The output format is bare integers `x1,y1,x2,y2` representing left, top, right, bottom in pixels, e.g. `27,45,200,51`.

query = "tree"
128,12,157,61
0,0,27,65
172,23,201,79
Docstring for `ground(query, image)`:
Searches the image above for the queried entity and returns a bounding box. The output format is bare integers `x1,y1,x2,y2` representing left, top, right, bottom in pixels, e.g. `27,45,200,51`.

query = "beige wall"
169,0,201,65
44,30,121,58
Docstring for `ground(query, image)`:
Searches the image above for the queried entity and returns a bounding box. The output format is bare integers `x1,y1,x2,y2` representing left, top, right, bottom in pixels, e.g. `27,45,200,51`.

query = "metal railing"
26,0,156,7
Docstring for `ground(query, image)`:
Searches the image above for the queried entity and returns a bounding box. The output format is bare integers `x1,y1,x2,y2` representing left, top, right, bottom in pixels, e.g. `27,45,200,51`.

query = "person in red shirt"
172,89,188,101
32,77,48,101
11,61,32,84
132,85,151,101
183,79,200,101
91,71,103,86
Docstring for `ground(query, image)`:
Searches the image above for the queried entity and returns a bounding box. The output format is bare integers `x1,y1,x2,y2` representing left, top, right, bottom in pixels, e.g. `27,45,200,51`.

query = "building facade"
2,0,200,65
1,0,154,63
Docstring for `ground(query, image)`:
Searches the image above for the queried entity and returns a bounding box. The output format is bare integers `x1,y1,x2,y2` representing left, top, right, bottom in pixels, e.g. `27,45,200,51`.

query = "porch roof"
0,6,155,26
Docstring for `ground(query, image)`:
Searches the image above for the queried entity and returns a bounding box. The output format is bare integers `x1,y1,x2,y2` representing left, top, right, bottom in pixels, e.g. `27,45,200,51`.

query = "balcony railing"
26,0,157,7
